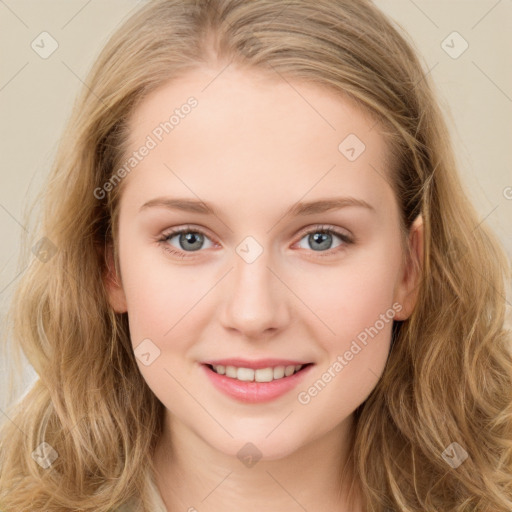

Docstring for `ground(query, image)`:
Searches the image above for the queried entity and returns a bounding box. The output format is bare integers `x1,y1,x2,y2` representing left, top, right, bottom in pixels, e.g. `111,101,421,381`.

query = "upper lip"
202,358,312,369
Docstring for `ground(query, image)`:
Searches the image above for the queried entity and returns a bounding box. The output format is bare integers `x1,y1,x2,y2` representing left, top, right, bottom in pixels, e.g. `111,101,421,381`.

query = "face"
105,65,422,461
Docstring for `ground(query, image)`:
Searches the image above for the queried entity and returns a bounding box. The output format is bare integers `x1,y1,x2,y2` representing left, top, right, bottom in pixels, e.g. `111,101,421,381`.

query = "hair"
1,0,511,510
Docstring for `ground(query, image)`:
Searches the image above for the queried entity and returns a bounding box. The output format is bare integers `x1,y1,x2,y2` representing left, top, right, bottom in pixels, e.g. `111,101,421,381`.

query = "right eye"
158,225,216,258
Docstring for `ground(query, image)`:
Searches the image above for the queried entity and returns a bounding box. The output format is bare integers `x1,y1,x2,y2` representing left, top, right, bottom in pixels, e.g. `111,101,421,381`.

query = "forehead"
120,65,395,215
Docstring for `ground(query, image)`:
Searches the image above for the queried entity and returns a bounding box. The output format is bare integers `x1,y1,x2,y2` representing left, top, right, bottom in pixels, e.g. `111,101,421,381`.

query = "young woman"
1,1,511,511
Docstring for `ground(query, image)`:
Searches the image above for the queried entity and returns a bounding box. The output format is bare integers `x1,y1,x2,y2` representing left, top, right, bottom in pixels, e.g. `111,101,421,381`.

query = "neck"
152,411,363,512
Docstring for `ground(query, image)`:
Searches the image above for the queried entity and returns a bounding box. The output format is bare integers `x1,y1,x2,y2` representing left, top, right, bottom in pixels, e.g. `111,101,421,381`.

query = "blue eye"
296,227,353,254
159,226,214,257
157,224,353,259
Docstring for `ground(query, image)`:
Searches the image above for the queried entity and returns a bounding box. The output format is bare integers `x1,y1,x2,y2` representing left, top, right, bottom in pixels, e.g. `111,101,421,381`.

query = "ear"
103,243,128,313
393,214,424,321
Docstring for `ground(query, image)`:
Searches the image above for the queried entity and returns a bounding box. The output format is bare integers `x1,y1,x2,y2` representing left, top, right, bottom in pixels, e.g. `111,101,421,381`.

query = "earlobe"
103,243,128,313
393,214,424,321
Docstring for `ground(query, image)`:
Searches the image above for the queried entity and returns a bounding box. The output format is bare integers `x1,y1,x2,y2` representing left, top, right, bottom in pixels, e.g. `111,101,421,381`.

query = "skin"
105,64,423,512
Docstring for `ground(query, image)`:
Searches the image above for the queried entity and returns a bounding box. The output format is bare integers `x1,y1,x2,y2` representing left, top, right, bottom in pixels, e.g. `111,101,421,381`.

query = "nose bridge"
219,236,289,335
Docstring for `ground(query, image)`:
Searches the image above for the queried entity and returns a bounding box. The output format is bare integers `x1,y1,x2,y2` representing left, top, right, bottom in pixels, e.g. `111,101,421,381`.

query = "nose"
218,246,291,339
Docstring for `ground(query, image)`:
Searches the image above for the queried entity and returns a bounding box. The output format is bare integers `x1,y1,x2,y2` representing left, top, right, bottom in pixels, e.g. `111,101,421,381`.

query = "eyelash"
157,224,354,259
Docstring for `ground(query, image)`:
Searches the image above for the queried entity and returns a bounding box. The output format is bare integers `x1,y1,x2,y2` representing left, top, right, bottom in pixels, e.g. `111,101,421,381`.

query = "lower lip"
201,364,314,403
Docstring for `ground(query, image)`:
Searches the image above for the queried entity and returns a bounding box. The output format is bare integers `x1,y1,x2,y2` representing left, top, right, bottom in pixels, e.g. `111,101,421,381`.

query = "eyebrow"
139,196,376,217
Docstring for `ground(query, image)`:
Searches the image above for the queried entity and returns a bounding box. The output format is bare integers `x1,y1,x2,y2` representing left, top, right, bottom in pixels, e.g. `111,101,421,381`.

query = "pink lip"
201,358,311,370
201,363,314,403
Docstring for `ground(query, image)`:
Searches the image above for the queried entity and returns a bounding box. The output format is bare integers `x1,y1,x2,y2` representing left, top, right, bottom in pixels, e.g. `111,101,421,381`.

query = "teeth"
284,365,294,377
254,367,273,382
273,366,285,379
212,364,305,382
225,365,237,378
237,367,254,381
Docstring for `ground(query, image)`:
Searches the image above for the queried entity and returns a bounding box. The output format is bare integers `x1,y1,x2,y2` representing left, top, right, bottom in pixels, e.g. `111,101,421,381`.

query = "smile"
209,364,308,382
201,362,314,403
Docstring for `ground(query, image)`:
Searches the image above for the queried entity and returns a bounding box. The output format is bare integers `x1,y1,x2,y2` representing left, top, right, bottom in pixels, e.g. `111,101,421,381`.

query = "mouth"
201,361,315,403
204,363,314,383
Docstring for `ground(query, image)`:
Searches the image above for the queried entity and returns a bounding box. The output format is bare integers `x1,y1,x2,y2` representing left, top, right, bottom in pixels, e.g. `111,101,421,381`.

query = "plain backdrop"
1,0,511,410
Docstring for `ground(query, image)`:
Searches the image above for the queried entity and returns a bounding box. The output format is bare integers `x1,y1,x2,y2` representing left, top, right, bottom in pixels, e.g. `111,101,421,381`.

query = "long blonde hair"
1,1,511,510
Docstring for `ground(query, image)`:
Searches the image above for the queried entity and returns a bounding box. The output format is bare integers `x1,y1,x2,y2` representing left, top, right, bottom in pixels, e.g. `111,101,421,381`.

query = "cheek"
123,269,201,350
296,247,401,400
118,235,202,350
310,249,401,348
295,264,398,417
119,253,206,409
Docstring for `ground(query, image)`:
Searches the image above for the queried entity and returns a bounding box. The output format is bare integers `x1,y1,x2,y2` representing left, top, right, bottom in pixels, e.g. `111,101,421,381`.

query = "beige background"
1,0,511,409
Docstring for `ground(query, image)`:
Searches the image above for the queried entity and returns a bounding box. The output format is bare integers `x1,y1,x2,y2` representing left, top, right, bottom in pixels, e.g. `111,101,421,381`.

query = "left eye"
296,228,351,252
